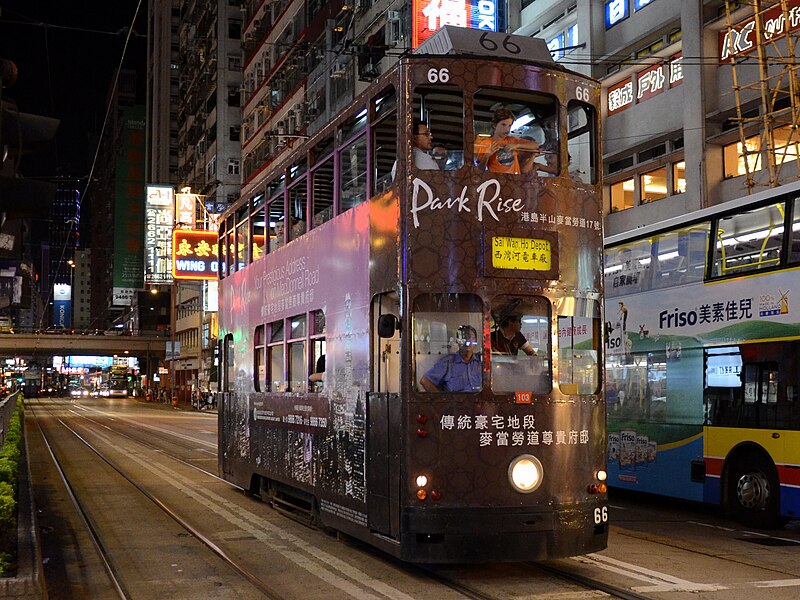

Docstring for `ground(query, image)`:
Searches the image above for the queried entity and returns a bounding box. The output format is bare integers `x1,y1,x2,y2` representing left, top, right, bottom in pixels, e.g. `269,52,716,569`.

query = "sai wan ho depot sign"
412,0,499,48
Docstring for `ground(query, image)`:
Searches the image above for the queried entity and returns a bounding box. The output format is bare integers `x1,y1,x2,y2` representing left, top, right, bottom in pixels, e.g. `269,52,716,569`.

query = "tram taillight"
508,455,544,493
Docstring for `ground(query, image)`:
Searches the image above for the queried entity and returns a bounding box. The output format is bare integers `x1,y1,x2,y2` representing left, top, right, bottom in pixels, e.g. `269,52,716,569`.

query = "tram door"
367,293,401,536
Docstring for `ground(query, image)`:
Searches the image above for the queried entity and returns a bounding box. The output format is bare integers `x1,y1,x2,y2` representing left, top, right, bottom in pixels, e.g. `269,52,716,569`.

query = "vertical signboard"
145,185,175,284
53,283,71,328
113,105,146,306
412,0,499,49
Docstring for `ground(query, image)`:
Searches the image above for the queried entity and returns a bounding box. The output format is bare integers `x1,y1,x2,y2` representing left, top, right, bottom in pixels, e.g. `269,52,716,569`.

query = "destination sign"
492,236,551,270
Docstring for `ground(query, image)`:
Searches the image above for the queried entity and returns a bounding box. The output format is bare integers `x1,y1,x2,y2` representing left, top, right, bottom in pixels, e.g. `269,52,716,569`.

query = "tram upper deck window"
473,88,558,176
412,85,464,172
490,296,552,394
312,159,334,227
567,101,597,184
373,86,397,194
413,293,483,393
251,193,266,263
712,202,785,277
339,136,367,212
288,177,307,242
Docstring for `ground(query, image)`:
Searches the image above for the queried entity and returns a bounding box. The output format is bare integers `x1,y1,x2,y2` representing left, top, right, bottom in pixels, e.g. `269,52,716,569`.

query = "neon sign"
413,0,498,48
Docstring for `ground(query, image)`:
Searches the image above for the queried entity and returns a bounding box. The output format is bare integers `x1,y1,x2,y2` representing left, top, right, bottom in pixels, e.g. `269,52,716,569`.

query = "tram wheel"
726,454,786,529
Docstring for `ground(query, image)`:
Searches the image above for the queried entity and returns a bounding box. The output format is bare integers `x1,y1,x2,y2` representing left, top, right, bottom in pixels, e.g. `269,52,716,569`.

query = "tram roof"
413,26,562,72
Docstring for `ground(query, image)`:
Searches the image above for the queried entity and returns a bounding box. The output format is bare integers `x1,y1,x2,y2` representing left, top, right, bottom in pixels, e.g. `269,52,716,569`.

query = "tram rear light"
587,483,607,494
417,489,427,500
508,454,543,494
416,428,428,438
416,414,428,424
415,475,428,487
430,490,441,501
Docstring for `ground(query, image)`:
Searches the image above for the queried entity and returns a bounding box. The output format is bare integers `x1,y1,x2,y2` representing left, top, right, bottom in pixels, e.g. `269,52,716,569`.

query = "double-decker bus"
605,179,800,528
108,364,129,398
217,26,607,562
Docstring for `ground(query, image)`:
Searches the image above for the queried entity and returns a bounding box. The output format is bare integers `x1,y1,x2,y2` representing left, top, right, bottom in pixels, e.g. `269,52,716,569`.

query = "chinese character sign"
172,230,220,281
145,185,175,284
413,0,498,48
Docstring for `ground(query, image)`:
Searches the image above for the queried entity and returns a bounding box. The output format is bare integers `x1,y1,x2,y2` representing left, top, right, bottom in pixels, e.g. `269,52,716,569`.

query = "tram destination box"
415,25,554,64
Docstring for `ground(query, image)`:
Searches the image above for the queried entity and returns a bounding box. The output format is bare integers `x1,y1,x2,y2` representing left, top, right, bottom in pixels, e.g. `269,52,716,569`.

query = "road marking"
573,554,727,593
753,579,800,588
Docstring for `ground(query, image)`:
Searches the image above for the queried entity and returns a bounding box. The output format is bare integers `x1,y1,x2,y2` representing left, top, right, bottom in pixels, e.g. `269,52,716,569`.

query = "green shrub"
0,397,22,576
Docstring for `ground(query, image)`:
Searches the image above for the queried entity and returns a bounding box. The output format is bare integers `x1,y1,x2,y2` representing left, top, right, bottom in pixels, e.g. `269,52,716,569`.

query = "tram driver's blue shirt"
423,352,482,392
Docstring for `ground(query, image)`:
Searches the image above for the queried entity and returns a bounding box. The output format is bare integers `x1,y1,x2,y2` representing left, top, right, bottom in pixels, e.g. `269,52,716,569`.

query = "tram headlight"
415,475,428,488
596,469,607,482
508,454,543,494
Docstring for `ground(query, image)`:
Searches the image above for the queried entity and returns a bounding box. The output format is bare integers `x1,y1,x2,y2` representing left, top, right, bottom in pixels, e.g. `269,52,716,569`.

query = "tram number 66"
593,506,608,525
576,87,591,102
427,68,450,83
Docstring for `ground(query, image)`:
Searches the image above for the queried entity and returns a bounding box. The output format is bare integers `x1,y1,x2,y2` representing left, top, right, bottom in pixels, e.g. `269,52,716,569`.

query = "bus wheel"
727,455,785,529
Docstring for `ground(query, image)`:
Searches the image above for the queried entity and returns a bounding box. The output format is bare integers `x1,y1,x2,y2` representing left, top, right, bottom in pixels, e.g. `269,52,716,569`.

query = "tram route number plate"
492,236,551,271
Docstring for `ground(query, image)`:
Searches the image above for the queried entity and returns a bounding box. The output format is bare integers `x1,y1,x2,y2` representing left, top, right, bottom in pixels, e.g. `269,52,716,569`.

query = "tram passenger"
309,354,325,389
475,108,540,174
490,314,537,356
270,219,285,251
419,325,482,392
391,119,440,180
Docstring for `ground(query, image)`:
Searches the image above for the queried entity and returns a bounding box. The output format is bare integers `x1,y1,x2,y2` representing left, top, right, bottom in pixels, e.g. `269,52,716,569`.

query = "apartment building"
516,0,800,237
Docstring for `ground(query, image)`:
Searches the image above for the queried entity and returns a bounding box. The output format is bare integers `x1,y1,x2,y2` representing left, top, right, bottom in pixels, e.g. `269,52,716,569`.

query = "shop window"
724,136,762,178
673,161,686,194
640,167,667,203
610,178,634,212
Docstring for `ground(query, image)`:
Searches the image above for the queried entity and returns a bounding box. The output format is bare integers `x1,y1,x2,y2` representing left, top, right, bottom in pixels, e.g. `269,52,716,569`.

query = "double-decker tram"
217,27,607,562
604,180,800,528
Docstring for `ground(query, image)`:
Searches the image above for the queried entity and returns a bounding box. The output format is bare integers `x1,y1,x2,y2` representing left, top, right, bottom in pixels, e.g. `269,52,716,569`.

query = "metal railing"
0,390,19,447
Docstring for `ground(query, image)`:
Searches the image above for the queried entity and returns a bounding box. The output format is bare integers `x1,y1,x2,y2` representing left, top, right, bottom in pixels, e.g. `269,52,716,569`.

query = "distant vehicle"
39,326,74,335
0,316,13,334
70,386,92,398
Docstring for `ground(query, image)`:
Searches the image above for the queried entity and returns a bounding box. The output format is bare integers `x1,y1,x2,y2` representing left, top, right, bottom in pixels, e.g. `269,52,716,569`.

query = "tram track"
27,398,287,599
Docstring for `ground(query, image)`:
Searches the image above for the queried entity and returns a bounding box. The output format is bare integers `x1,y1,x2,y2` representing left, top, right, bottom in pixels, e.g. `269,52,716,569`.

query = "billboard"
145,185,175,284
113,105,146,306
412,0,499,49
53,283,71,328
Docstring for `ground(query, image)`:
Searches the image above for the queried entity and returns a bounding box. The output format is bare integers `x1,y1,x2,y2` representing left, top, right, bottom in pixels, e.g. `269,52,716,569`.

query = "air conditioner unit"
386,13,403,48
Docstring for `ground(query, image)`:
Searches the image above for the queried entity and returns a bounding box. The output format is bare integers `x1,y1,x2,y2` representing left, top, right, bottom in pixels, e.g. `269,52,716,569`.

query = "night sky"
1,0,147,235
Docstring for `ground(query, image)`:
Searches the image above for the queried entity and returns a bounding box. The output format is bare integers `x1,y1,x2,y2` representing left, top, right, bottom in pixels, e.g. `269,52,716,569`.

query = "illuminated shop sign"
412,0,498,48
605,0,629,29
173,230,219,281
145,185,174,284
607,78,633,115
719,0,800,62
634,0,656,9
607,53,682,115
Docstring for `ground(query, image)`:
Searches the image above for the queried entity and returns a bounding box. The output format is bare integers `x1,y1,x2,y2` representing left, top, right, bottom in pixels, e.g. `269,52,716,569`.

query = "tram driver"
419,325,482,392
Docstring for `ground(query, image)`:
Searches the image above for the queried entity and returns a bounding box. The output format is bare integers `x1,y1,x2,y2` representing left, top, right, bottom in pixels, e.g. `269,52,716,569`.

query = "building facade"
517,0,800,236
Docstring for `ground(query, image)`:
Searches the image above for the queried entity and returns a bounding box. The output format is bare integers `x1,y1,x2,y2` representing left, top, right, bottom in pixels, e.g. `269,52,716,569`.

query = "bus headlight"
508,454,543,493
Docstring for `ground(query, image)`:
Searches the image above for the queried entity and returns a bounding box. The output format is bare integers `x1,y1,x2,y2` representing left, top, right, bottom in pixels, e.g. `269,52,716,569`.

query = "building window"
227,53,241,70
724,136,762,178
228,159,240,176
673,161,686,194
775,125,799,166
640,167,667,203
230,126,240,142
610,178,634,212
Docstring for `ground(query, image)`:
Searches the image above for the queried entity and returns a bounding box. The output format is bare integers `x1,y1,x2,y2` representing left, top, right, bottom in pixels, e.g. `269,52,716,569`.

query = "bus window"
490,297,551,394
712,202,785,277
339,136,367,212
312,159,334,228
567,101,597,184
473,88,558,176
413,293,482,393
288,177,307,242
412,85,464,171
556,299,601,395
288,314,307,392
269,320,285,392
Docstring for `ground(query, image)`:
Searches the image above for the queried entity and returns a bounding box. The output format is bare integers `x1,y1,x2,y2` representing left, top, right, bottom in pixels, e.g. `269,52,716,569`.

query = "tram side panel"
219,204,373,520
